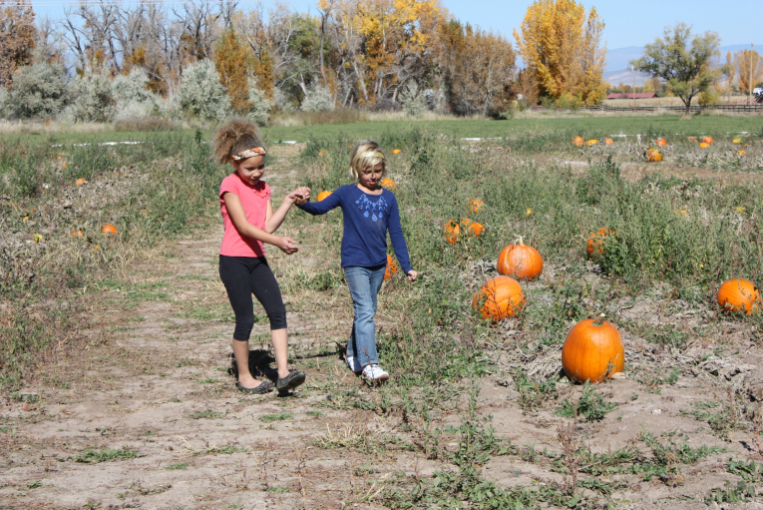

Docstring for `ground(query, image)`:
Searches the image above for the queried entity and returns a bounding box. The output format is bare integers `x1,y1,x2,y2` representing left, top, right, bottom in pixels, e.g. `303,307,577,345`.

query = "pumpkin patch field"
3,122,763,509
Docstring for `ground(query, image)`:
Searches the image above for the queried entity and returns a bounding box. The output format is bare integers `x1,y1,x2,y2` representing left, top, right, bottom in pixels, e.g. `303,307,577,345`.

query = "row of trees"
0,0,613,122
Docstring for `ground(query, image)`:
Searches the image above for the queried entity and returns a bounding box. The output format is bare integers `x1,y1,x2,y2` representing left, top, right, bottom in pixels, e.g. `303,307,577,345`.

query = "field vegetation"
2,115,763,508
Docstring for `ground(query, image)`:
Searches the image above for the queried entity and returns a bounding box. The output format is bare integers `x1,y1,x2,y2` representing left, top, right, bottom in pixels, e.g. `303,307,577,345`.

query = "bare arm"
223,192,298,254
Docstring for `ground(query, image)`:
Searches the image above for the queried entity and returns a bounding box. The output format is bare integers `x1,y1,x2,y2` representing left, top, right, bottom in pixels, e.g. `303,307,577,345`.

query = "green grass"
259,413,293,422
75,448,141,463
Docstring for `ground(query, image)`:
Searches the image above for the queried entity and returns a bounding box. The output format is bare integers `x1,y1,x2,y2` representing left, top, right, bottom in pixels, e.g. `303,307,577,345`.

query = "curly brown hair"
212,119,266,165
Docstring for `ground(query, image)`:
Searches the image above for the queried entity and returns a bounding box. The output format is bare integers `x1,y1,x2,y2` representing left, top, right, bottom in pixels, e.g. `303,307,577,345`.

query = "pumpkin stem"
514,235,524,246
592,313,606,326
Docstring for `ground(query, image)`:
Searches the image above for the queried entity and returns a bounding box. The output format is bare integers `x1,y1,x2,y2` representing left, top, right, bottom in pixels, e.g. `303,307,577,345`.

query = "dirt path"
1,146,761,510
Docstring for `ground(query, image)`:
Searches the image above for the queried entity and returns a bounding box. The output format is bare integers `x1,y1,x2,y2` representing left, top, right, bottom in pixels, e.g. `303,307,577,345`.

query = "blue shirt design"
297,184,413,273
355,194,388,222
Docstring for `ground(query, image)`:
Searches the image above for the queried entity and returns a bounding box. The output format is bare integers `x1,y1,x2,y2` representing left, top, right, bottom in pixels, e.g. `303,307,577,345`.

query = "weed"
165,463,188,470
75,448,142,463
513,369,559,411
259,413,293,422
556,382,617,421
189,410,225,420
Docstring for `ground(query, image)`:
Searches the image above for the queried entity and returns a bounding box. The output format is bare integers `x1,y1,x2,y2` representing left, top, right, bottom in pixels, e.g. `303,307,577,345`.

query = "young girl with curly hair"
214,119,308,394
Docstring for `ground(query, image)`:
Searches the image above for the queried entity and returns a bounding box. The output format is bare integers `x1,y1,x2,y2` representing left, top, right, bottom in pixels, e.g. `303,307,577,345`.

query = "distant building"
607,93,658,100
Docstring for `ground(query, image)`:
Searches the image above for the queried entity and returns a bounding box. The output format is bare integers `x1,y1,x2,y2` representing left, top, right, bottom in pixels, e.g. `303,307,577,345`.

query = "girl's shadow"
227,349,277,381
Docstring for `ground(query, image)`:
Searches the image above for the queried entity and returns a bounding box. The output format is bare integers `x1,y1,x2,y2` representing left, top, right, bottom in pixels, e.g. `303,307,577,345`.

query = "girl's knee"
233,319,255,341
267,306,287,330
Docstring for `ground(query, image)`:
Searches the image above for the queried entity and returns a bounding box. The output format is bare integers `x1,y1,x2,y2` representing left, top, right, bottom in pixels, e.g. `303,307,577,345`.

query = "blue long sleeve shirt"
297,184,413,273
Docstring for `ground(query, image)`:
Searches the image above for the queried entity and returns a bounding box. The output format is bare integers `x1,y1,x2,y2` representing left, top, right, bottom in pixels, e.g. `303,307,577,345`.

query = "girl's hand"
288,186,311,206
407,270,418,282
276,236,299,255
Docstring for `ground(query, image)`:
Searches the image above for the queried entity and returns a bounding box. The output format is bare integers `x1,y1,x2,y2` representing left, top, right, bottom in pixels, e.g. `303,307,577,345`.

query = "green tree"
632,23,721,114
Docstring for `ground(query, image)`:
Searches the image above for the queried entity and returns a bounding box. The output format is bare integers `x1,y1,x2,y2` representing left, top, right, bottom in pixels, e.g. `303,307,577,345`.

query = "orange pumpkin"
497,238,543,280
647,148,663,162
717,279,761,315
699,142,710,149
70,229,83,238
587,228,615,258
573,136,585,147
443,218,484,244
739,151,746,156
562,315,625,383
317,191,333,202
101,224,118,236
655,138,667,147
586,139,598,146
384,254,398,281
469,199,485,214
472,276,525,323
76,178,87,186
688,136,698,142
702,136,714,144
381,178,396,191
392,149,402,155
604,138,614,145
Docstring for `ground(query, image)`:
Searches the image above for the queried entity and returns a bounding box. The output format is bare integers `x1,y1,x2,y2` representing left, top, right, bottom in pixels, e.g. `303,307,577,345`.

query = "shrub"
300,85,335,112
112,69,158,120
178,59,230,122
2,60,68,119
400,81,426,117
247,76,272,126
64,66,115,122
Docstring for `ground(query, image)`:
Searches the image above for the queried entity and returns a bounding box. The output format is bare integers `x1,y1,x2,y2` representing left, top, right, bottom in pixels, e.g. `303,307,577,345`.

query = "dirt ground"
2,146,763,510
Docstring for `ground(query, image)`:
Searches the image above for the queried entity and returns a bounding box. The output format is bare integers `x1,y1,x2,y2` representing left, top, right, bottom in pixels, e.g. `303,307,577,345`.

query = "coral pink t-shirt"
219,173,270,257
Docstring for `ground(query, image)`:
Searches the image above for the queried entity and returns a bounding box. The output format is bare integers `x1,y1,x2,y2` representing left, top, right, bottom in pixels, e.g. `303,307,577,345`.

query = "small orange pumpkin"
384,254,397,281
655,138,667,147
688,136,698,143
469,199,485,214
472,276,525,323
586,139,598,146
572,136,585,147
604,138,614,145
702,136,714,144
463,218,484,238
647,148,663,162
76,178,87,186
101,224,118,236
717,279,760,315
587,228,615,258
699,142,710,149
497,237,543,280
739,151,746,156
392,149,402,155
381,178,396,191
317,191,333,202
70,229,83,238
443,218,484,244
562,315,625,383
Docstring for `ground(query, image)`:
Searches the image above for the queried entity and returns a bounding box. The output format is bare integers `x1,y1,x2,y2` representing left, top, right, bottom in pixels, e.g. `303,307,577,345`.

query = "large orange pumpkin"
444,218,484,244
587,228,615,258
317,191,333,202
101,224,118,236
562,315,625,383
573,136,585,147
655,138,667,147
472,276,525,323
717,279,761,315
381,178,396,191
469,199,485,214
384,254,397,281
497,238,543,280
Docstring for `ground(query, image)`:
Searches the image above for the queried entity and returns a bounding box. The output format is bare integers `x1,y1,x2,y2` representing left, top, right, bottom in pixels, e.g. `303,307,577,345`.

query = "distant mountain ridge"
604,44,752,86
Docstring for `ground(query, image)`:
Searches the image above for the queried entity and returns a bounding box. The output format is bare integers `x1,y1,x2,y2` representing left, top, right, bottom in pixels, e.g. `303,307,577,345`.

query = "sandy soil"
2,145,763,510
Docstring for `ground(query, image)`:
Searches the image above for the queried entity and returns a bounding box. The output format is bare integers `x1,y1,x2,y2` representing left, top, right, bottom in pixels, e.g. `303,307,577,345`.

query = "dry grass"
603,95,751,107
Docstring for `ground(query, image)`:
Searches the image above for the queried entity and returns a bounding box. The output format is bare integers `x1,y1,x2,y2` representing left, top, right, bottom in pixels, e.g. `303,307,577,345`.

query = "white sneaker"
346,356,362,375
362,364,389,384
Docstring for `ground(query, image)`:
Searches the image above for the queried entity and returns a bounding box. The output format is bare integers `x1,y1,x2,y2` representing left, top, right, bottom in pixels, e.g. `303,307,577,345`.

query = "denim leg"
345,266,386,367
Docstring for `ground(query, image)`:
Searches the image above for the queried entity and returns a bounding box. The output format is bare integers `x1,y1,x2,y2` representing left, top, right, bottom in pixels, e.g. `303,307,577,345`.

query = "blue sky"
34,0,758,51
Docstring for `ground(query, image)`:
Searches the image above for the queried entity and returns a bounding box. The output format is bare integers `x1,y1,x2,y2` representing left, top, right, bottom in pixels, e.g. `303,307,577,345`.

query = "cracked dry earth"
4,145,763,510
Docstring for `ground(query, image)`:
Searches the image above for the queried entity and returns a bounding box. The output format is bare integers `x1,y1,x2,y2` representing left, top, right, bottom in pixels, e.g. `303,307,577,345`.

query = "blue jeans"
344,265,386,368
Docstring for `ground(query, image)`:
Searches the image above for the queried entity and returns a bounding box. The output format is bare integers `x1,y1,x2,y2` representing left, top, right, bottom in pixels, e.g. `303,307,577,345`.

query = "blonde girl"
214,119,307,394
297,141,417,383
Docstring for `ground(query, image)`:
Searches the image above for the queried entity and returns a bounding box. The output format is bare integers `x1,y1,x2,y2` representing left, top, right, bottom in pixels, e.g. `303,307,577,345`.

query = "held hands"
407,270,418,282
287,186,311,206
276,236,299,255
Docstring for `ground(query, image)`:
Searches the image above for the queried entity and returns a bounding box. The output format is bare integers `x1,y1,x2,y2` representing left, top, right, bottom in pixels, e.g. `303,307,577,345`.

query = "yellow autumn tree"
735,49,762,94
214,28,255,113
513,0,607,105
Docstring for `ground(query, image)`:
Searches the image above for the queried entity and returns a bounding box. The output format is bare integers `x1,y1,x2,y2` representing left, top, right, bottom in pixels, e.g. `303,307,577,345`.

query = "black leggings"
219,255,287,340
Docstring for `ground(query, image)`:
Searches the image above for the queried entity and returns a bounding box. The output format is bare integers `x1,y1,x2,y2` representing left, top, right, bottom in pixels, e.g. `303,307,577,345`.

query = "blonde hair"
213,118,266,165
349,141,388,181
